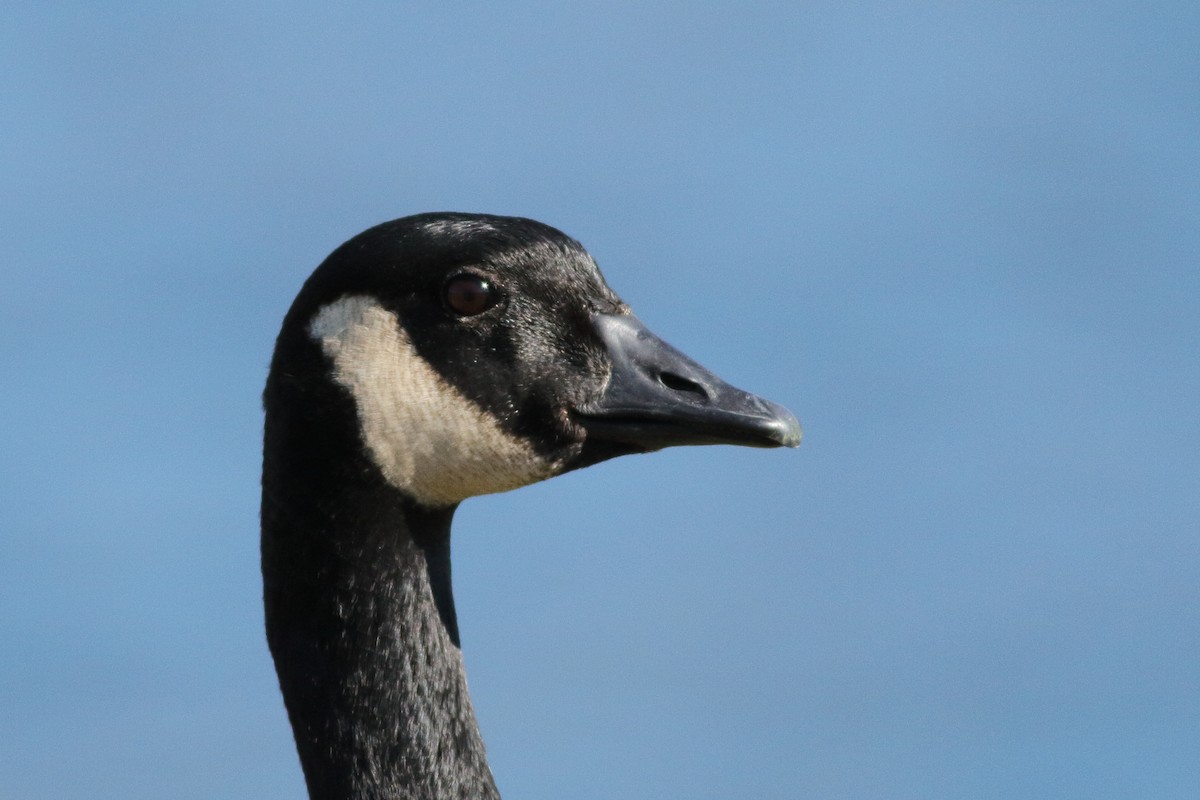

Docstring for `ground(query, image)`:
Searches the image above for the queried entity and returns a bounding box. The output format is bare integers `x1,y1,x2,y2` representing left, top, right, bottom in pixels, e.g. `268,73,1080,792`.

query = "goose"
261,212,801,799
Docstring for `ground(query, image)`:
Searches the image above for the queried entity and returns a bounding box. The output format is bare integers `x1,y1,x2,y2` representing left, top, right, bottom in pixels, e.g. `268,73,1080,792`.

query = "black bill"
574,313,801,451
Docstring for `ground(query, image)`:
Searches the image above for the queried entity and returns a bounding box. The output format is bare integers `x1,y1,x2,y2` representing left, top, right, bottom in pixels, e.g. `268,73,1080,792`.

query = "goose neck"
262,491,498,800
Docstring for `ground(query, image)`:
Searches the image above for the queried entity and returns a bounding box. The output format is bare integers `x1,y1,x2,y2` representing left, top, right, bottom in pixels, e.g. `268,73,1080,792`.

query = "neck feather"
261,462,499,800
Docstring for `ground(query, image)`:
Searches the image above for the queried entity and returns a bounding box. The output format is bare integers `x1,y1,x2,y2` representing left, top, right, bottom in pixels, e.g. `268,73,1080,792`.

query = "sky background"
2,3,1197,799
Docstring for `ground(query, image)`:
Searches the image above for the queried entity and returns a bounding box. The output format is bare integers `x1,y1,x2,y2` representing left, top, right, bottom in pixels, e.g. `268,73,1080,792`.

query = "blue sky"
2,3,1197,798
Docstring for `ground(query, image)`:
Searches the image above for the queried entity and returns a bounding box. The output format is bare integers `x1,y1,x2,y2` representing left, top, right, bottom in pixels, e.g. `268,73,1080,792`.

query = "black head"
265,212,799,509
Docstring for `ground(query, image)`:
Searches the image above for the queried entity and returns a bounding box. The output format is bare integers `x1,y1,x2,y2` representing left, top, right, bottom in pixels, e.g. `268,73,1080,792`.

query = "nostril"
658,371,709,403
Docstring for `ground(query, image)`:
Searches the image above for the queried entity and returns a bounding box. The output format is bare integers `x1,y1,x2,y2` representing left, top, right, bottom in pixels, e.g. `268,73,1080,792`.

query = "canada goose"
262,212,801,799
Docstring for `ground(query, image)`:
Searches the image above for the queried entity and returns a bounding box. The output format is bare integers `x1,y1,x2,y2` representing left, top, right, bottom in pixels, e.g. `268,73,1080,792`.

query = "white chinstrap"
309,295,554,506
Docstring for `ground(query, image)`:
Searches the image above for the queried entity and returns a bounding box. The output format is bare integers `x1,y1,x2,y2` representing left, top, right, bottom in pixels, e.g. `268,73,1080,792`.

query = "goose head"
267,211,799,510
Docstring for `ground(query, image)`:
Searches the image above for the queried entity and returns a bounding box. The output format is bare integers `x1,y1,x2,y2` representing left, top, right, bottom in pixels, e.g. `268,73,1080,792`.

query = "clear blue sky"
2,3,1197,798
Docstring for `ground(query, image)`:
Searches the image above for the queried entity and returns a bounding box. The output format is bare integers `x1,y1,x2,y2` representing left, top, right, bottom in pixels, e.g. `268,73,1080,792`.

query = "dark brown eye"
444,274,499,317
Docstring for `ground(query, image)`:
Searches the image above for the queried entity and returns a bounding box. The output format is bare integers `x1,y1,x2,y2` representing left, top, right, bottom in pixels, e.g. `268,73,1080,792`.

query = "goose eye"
444,274,498,316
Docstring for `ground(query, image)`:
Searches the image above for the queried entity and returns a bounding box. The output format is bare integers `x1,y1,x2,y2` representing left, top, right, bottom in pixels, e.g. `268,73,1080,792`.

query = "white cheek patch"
309,296,556,507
